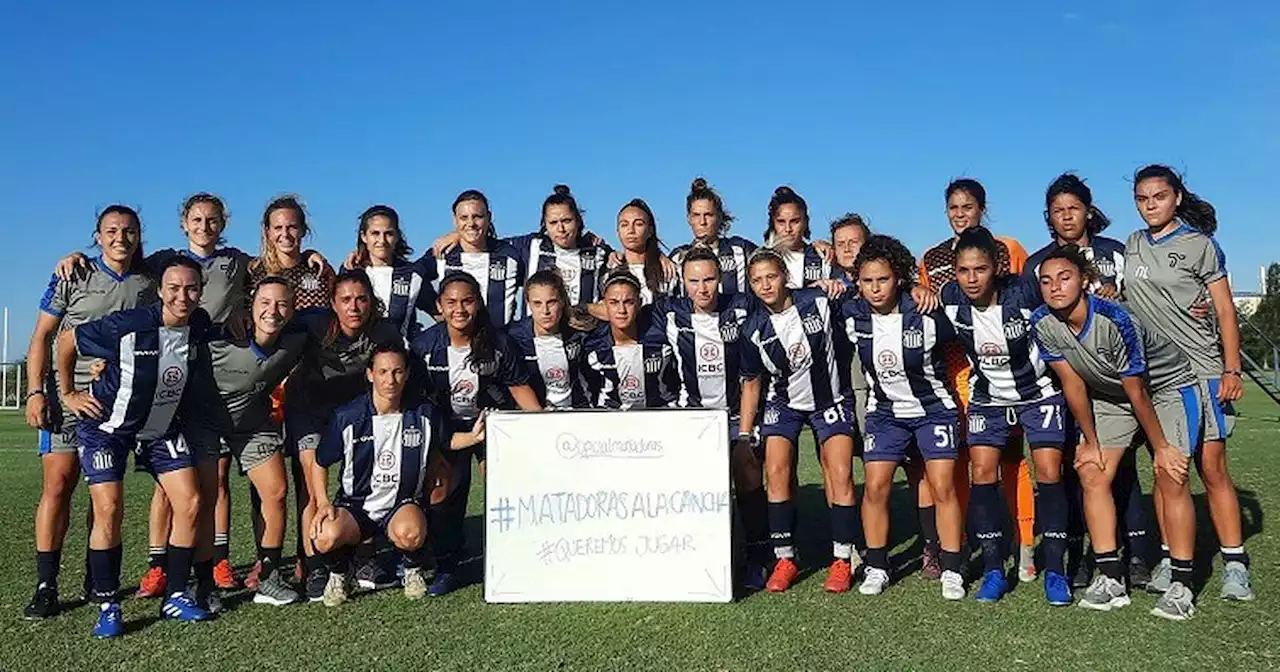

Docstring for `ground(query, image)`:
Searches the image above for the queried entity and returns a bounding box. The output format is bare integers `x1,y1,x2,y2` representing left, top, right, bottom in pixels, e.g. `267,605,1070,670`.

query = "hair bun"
553,184,572,196
773,186,794,197
691,177,708,191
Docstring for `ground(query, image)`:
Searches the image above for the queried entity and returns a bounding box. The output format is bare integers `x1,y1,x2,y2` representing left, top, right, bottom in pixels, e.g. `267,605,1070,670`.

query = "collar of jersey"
247,334,274,361
1075,294,1099,341
1143,222,1193,246
179,248,214,264
94,256,131,281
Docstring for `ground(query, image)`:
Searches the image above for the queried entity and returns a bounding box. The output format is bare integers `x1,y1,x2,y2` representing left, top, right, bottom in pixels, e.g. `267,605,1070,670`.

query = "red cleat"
214,559,240,590
766,558,800,593
823,559,853,593
135,567,167,598
243,560,262,591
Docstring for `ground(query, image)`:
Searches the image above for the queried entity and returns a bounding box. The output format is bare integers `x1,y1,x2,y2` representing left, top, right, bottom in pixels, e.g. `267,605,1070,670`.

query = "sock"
259,546,282,576
36,550,61,587
766,501,796,559
303,553,322,574
194,560,214,602
148,545,166,570
249,484,265,555
918,505,938,546
428,496,466,573
865,546,888,571
90,546,122,602
325,547,354,574
1221,546,1250,568
830,504,857,561
164,545,194,598
736,487,770,549
1037,482,1068,576
939,550,963,575
971,483,1005,572
1171,557,1193,587
213,533,230,563
1095,550,1122,583
402,547,428,570
83,547,94,595
1160,544,1170,563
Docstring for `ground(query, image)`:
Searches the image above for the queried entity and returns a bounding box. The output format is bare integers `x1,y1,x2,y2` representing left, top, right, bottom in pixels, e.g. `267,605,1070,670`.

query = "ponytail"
1134,164,1217,235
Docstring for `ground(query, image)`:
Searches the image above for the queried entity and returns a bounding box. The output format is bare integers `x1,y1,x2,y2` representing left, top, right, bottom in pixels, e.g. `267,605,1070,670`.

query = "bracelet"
25,389,45,400
1224,370,1243,378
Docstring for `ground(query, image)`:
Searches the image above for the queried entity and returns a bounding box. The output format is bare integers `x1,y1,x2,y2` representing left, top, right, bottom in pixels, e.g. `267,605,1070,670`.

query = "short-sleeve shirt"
149,247,253,324
186,330,311,436
1025,236,1126,294
250,256,335,311
669,236,758,296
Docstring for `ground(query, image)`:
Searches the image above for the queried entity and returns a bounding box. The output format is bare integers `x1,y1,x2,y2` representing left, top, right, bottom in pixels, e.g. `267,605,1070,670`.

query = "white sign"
484,408,732,603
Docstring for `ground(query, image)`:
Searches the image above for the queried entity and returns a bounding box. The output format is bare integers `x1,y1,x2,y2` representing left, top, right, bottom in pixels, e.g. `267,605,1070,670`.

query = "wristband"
25,389,45,400
1223,370,1243,378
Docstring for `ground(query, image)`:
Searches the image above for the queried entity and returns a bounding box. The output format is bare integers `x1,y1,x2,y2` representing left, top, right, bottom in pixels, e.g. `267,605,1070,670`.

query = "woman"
761,186,830,289
250,195,336,310
738,249,858,594
939,227,1070,605
421,190,525,326
837,235,965,600
668,177,757,295
24,206,155,620
1125,165,1252,602
410,272,541,596
581,268,680,410
828,214,872,436
1031,246,1201,620
608,198,678,305
347,205,437,339
505,270,592,409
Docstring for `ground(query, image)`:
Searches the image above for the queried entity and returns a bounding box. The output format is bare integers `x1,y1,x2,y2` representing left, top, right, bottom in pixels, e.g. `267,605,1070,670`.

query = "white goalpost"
1,307,20,410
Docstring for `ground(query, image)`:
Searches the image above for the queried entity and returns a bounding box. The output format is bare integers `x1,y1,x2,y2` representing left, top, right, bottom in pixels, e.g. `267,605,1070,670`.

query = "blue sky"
2,1,1277,350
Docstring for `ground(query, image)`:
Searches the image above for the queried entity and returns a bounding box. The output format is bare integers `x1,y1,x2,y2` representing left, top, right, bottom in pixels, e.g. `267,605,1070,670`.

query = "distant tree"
1240,262,1280,370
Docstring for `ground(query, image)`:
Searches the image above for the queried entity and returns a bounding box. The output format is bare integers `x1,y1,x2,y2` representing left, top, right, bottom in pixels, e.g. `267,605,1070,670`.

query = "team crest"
802,313,824,335
968,414,987,435
392,277,412,296
300,274,321,291
474,360,499,376
719,255,736,272
644,355,663,374
489,261,507,281
564,340,581,361
580,253,598,271
763,407,780,425
804,265,822,281
1094,259,1116,278
1003,318,1027,341
719,322,740,343
402,426,423,448
902,329,924,349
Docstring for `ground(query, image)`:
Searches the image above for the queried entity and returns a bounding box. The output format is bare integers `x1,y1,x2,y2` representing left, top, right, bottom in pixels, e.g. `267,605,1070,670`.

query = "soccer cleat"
322,573,349,607
213,559,240,590
823,559,853,593
975,569,1009,603
1220,561,1255,602
201,592,224,616
1078,575,1130,611
1044,571,1072,606
1018,546,1037,583
765,558,800,593
429,572,459,597
1128,559,1152,591
941,570,966,601
403,568,428,600
305,567,329,603
741,562,768,592
919,543,942,581
24,583,61,620
859,567,890,595
355,558,398,590
1071,554,1095,590
161,592,215,622
243,560,262,591
92,602,123,639
135,567,167,599
1151,582,1197,621
253,569,300,606
1146,558,1172,595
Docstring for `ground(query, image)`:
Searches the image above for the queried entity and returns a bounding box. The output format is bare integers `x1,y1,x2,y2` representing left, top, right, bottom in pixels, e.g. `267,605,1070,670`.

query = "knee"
170,492,201,524
391,524,424,552
313,528,337,554
970,461,998,485
930,480,956,505
42,472,78,502
863,476,891,503
764,459,791,485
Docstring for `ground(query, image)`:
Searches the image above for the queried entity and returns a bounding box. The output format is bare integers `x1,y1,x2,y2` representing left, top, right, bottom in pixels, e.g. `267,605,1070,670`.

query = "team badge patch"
402,426,423,448
902,329,924,349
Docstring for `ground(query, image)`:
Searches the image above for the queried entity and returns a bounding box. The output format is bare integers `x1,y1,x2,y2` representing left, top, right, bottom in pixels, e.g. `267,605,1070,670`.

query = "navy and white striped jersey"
75,304,213,440
148,247,253,324
508,233,611,308
505,317,591,409
582,319,680,410
1025,236,1126,294
647,294,752,411
610,262,679,306
940,276,1058,407
778,244,830,289
317,394,447,520
425,243,524,326
839,293,956,419
361,259,437,339
741,287,846,412
409,322,530,421
669,236,758,296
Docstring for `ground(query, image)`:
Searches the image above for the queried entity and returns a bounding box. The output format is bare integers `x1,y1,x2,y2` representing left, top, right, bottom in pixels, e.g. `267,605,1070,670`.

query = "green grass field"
1,388,1277,671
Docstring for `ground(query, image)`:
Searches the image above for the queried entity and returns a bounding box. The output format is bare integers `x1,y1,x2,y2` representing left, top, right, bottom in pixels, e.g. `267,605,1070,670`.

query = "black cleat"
1128,559,1152,591
24,584,61,620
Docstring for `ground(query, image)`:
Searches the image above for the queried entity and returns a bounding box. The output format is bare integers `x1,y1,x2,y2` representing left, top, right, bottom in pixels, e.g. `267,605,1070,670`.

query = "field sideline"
0,387,1276,671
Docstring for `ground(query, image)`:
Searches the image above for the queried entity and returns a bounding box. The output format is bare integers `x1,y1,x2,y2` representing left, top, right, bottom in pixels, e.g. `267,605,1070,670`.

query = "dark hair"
953,227,1005,278
323,268,380,346
452,189,499,242
252,275,293,298
368,340,410,369
680,246,721,276
601,265,643,296
764,186,810,242
617,198,667,297
94,204,147,274
946,178,987,211
159,254,204,282
1039,243,1099,287
830,212,871,240
686,177,734,235
1133,164,1217,235
1044,173,1111,238
438,272,498,370
256,195,309,275
541,184,584,239
180,192,228,247
355,205,413,266
853,234,918,292
746,246,789,283
524,270,572,334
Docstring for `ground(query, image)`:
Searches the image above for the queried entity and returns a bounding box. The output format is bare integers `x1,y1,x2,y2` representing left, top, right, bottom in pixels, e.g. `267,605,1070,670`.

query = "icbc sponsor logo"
162,366,184,387
699,343,720,361
788,342,809,368
621,374,641,391
697,342,724,375
979,341,1010,367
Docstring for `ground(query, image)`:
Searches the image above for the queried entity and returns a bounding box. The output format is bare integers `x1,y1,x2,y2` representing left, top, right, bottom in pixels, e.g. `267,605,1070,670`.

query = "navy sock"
90,546,122,602
865,546,888,571
325,547,354,574
1171,557,1193,587
971,483,1005,572
148,545,166,569
258,547,282,575
213,533,230,563
1095,551,1122,582
402,547,428,570
939,550,963,575
1116,461,1149,564
1037,481,1068,575
164,545,194,598
428,495,467,573
918,505,938,546
194,560,214,602
736,487,769,548
766,501,797,559
830,504,858,560
36,550,61,587
1221,546,1250,568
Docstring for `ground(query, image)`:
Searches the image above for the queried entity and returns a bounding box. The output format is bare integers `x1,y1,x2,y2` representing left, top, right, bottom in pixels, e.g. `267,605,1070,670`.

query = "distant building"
1235,291,1264,315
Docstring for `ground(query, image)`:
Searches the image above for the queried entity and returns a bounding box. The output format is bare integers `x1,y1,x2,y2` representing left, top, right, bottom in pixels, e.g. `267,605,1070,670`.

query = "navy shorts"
337,498,421,541
80,426,194,485
966,394,1065,451
863,411,960,463
760,400,854,447
285,412,325,457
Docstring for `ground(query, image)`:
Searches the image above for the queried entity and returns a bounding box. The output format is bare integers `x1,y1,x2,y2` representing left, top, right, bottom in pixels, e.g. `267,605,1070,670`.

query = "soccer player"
668,177,758,295
1125,165,1252,601
56,256,216,637
506,271,593,409
918,178,1036,582
828,214,872,435
939,228,1070,605
249,195,336,310
607,198,678,305
309,342,457,605
418,190,525,326
738,249,858,594
24,206,156,619
410,272,541,596
346,205,437,339
1031,246,1200,621
581,269,681,409
838,235,965,600
761,186,831,289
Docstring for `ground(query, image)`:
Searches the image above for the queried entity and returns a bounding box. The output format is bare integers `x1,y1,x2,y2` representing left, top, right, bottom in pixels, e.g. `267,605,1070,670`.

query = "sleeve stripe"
1092,299,1146,376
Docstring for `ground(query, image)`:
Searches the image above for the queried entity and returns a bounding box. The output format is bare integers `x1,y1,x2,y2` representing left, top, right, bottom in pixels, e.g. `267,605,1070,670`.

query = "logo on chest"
643,354,663,375
489,261,508,281
299,274,322,292
802,313,824,335
402,426,423,448
1094,258,1116,278
1167,252,1186,268
1003,318,1027,341
719,255,737,273
902,328,924,349
699,342,721,361
579,253,598,272
563,340,582,361
804,265,823,281
392,277,412,296
787,342,810,368
719,322,740,343
377,448,397,470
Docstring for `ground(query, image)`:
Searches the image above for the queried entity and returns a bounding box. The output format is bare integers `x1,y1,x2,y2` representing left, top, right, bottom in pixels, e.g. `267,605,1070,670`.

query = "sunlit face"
367,351,408,402
1134,177,1181,230
332,280,372,333
182,201,226,250
832,224,866,271
95,212,141,266
604,282,638,331
858,259,898,311
267,208,302,257
543,203,579,248
683,259,720,312
161,266,202,322
617,206,652,254
438,281,478,333
454,199,491,247
748,259,787,309
252,282,295,337
525,283,562,334
687,198,720,241
360,215,400,264
1048,193,1089,243
946,189,983,235
1038,258,1085,311
771,203,806,249
955,248,995,303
